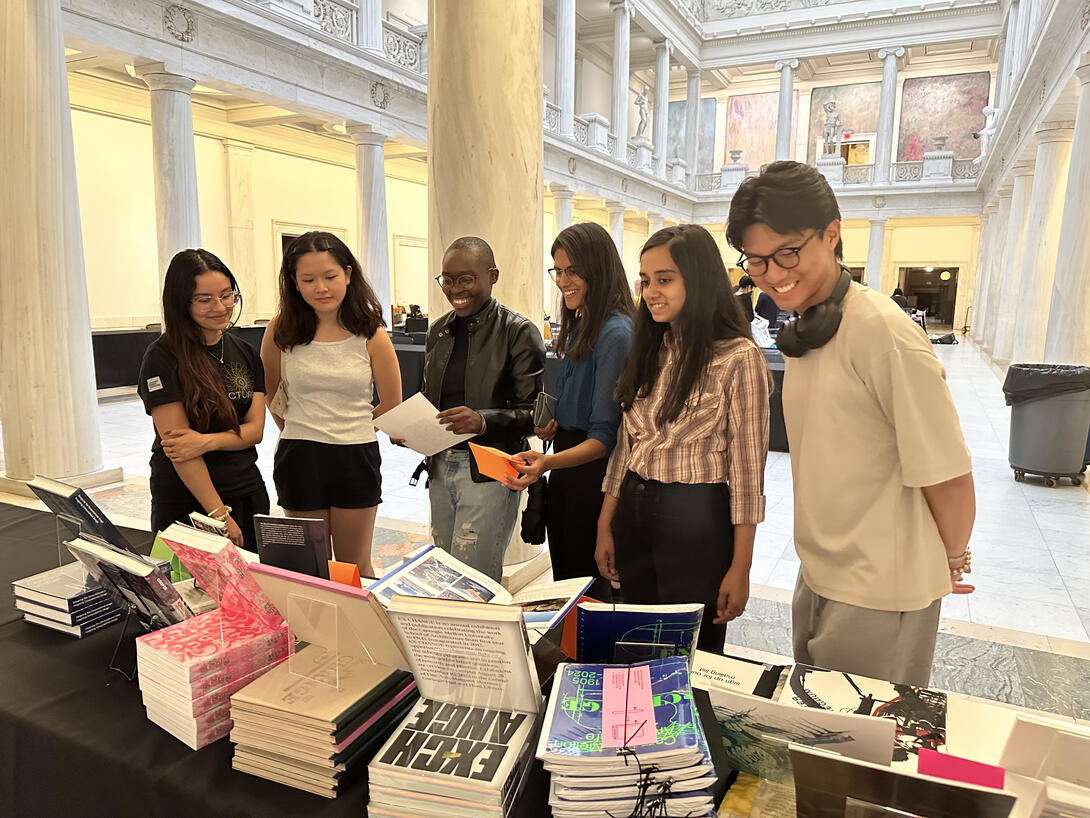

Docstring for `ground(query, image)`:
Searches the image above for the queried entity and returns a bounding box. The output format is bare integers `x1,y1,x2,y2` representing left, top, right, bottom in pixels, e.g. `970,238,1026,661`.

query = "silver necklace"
207,335,224,364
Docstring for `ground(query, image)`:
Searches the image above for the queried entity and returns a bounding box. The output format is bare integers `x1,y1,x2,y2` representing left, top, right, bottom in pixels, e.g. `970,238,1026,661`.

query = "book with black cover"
12,561,111,612
27,475,136,553
253,514,331,580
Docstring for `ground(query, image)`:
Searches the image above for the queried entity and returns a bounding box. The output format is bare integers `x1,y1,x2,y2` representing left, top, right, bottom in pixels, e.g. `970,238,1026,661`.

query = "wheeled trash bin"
1002,364,1090,486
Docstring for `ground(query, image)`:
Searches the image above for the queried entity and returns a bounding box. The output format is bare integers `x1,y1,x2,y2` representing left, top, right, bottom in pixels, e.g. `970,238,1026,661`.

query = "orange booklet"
468,442,522,482
328,560,362,588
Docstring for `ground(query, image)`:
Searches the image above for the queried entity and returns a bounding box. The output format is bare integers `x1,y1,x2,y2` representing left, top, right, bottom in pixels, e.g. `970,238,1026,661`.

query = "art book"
12,560,111,612
28,475,137,553
690,650,785,698
574,601,703,664
536,656,708,771
369,545,590,633
777,663,947,766
253,514,332,580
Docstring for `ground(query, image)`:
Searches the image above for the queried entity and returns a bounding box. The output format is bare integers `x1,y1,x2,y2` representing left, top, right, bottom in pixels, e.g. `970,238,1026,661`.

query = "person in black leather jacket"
424,236,546,581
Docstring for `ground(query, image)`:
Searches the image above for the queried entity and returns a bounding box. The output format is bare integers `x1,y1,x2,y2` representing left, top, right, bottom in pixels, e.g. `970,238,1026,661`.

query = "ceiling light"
924,265,934,272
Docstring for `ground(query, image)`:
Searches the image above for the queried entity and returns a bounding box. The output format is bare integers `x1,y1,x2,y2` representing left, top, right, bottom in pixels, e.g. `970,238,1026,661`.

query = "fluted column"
427,0,543,325
1044,60,1090,365
981,188,1013,351
552,185,574,232
610,0,632,160
647,213,664,236
684,68,700,186
138,65,201,293
347,124,393,328
864,218,887,289
605,202,626,253
653,40,671,178
0,0,107,483
874,47,904,185
971,204,998,344
1006,0,1023,100
358,0,382,53
555,0,575,138
774,59,798,161
994,29,1010,112
991,163,1035,365
1011,123,1073,363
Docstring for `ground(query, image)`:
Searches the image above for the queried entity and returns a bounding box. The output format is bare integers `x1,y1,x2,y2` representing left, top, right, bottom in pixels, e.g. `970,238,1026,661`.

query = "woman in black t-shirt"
137,249,268,550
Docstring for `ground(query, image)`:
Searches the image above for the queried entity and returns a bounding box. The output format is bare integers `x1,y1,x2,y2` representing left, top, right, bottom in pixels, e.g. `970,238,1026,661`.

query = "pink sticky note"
918,747,1006,790
601,664,657,748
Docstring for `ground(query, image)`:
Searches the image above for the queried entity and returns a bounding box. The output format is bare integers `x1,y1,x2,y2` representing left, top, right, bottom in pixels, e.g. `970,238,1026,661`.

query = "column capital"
868,216,889,226
550,184,575,201
1074,55,1090,84
1012,159,1036,175
604,200,626,214
610,0,634,17
687,66,701,81
345,122,388,145
136,64,197,94
774,58,799,72
1034,120,1075,143
877,46,905,61
654,38,673,56
221,138,254,153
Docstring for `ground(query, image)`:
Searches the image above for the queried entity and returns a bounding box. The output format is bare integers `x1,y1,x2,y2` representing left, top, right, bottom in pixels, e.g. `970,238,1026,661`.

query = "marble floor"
1,337,1088,657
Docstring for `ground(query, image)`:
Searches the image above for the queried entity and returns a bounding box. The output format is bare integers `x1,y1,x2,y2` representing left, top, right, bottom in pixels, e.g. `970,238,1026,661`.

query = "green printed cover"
538,656,709,762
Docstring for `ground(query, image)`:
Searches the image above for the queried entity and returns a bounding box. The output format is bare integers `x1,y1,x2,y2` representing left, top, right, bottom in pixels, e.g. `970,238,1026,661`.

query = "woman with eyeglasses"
260,232,401,577
138,249,268,550
504,223,634,592
596,224,771,653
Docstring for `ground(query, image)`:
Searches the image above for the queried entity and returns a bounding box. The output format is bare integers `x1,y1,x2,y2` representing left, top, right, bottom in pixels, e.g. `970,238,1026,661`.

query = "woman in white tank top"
261,232,402,577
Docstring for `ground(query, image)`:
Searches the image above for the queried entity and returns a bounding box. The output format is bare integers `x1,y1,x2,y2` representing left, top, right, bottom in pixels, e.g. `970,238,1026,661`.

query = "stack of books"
12,561,123,638
134,524,290,749
230,564,419,798
538,656,719,817
368,596,545,817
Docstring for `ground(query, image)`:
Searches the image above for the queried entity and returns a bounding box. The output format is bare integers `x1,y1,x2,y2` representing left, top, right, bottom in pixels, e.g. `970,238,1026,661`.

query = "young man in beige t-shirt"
727,162,975,687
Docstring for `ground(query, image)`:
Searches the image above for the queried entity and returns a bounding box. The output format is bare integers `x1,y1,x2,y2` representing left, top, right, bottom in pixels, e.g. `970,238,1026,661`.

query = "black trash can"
1002,364,1090,486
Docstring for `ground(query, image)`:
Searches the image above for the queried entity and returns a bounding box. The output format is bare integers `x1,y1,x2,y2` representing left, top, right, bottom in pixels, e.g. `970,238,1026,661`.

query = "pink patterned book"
145,701,233,750
139,649,288,714
136,608,290,686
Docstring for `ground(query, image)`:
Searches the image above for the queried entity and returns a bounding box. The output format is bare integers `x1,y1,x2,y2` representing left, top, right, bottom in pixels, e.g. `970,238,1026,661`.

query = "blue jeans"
428,449,520,582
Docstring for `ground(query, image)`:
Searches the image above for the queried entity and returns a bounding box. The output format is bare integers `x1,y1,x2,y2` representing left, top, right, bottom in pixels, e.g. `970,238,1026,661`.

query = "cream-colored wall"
383,0,426,25
884,219,980,329
195,135,230,267
839,221,871,268
579,59,613,120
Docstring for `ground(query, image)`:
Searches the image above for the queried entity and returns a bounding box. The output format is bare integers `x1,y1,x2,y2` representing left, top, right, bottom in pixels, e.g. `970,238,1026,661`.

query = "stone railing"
606,134,616,156
313,0,357,43
627,144,637,166
843,164,874,185
952,158,982,180
892,161,924,182
544,102,560,134
382,20,421,72
572,116,589,147
694,173,722,192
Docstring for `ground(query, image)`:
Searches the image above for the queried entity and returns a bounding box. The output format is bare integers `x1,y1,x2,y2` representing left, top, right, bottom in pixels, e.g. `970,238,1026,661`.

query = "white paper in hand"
373,392,475,456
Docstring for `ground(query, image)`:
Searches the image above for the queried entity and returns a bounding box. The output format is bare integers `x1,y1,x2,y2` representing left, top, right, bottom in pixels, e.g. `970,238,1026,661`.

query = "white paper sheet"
372,392,475,456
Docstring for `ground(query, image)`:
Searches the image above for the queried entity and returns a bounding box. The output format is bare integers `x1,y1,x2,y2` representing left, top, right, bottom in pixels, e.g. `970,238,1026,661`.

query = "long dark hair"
273,231,385,350
551,222,635,360
161,249,241,434
615,224,754,426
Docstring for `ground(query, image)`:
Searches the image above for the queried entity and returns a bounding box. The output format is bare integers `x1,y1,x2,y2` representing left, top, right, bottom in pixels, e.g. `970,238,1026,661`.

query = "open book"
368,545,591,633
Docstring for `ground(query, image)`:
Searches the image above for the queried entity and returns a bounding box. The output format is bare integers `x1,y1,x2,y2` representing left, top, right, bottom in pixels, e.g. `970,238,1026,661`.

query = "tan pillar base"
0,467,124,499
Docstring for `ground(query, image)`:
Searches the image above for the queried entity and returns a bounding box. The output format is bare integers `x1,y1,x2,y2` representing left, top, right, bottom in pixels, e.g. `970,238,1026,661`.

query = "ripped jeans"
428,449,520,582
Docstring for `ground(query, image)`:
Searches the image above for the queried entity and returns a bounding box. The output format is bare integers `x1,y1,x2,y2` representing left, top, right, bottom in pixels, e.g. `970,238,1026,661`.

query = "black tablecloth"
0,503,549,817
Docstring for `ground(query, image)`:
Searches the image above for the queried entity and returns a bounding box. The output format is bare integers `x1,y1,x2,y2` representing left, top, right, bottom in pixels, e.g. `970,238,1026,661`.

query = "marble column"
774,59,798,161
554,0,576,138
427,0,543,325
0,0,110,485
653,40,671,178
358,0,382,53
994,30,1009,112
606,202,626,254
222,140,257,324
874,47,904,185
1011,123,1073,363
138,65,201,293
684,68,700,186
610,0,632,160
990,163,1035,365
1006,0,1023,100
647,213,664,236
970,205,998,344
347,124,393,329
552,185,574,232
864,218,887,289
1044,60,1090,365
981,188,1013,351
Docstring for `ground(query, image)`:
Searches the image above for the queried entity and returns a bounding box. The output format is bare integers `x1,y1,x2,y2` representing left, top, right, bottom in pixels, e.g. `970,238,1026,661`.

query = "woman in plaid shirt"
596,224,772,653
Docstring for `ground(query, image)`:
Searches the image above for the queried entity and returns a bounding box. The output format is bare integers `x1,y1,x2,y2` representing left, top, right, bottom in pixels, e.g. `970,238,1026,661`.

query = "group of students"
138,162,976,687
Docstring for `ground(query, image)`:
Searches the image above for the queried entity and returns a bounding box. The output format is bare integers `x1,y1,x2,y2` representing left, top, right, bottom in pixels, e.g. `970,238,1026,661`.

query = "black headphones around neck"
775,268,853,358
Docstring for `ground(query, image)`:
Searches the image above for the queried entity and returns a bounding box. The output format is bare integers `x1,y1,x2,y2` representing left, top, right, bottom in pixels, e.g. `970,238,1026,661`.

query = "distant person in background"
505,223,634,594
755,287,782,329
892,287,909,309
261,231,402,577
423,237,545,582
734,274,756,322
597,224,771,653
138,249,267,551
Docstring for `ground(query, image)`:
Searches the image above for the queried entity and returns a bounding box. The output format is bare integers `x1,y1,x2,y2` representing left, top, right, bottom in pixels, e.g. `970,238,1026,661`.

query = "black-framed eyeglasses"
547,265,582,283
191,291,241,310
434,273,480,289
737,231,820,277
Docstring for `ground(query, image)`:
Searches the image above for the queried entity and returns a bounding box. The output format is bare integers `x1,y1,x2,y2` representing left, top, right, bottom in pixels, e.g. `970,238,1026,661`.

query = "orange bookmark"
468,442,523,482
327,560,362,588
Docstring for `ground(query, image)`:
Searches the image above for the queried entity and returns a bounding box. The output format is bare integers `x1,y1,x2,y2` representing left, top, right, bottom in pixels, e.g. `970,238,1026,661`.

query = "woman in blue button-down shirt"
505,222,634,591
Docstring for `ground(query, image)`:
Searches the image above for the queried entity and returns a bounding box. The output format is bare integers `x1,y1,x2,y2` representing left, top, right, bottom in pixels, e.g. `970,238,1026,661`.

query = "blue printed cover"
537,656,709,766
576,602,703,664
